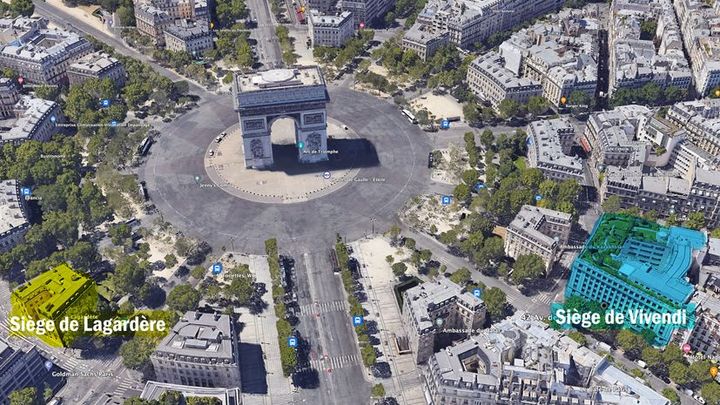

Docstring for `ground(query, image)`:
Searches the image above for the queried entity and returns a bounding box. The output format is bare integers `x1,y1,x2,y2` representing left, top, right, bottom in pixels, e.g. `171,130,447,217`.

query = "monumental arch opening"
232,66,330,169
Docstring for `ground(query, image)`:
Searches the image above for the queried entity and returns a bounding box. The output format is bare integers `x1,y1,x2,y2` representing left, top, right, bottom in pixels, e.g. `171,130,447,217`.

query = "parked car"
371,362,392,378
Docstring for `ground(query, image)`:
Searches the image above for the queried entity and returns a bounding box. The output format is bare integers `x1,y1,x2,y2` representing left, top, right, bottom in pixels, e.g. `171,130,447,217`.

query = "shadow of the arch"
266,137,380,175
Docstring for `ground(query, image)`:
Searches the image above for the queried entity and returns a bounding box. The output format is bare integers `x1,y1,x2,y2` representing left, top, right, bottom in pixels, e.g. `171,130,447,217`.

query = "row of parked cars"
347,252,393,380
280,255,300,327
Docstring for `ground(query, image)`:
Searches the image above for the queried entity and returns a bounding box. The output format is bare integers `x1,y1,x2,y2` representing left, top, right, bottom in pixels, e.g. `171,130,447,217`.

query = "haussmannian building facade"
151,311,241,388
504,205,572,272
402,278,486,365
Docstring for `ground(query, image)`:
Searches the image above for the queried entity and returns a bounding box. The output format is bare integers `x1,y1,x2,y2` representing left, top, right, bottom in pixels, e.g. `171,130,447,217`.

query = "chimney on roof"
214,312,221,321
194,311,201,320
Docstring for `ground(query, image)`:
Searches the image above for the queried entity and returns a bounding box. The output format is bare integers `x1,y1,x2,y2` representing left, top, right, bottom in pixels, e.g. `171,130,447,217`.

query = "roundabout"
142,86,432,254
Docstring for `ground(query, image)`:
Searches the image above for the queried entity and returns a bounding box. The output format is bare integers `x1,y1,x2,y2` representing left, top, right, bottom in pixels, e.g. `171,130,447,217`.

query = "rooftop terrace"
579,214,706,304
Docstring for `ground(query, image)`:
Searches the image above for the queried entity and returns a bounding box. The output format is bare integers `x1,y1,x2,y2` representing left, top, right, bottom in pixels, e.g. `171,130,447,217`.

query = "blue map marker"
441,195,452,205
352,315,364,326
288,336,297,347
212,262,223,275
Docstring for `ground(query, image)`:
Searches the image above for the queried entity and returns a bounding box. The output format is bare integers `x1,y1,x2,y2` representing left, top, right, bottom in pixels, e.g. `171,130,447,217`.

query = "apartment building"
581,105,650,169
151,311,241,388
406,0,563,50
423,312,670,405
0,17,93,85
609,0,692,96
140,381,241,405
336,0,395,28
401,23,449,61
674,0,720,96
504,205,572,272
402,278,486,364
0,339,54,405
526,118,585,183
0,95,63,145
164,23,213,55
0,180,28,254
68,51,126,86
134,3,173,44
466,51,543,110
308,10,354,48
0,78,19,119
565,214,706,345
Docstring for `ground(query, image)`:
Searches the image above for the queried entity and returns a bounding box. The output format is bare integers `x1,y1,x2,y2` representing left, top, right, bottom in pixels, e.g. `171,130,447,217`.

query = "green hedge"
265,238,296,376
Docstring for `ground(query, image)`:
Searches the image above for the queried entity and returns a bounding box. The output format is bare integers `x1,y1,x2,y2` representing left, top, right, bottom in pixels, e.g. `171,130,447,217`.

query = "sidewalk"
350,237,426,405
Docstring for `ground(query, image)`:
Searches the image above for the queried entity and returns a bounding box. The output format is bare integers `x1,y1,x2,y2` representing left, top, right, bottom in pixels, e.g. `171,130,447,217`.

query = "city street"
292,249,370,405
246,0,283,67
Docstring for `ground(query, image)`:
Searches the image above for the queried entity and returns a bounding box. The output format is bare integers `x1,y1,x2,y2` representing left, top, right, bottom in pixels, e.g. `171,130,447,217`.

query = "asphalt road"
293,250,370,405
246,0,283,68
143,88,432,255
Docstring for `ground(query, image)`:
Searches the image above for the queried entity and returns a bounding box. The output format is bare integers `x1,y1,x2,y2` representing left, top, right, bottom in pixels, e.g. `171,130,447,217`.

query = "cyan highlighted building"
565,214,706,345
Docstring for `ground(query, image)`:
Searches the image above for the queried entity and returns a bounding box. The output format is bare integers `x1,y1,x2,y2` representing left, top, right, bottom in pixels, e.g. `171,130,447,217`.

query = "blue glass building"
565,214,706,345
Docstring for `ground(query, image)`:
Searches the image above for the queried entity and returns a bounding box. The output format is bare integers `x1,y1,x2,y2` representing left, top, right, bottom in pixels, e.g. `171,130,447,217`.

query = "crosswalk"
111,378,135,398
298,300,347,316
296,354,362,372
531,294,555,305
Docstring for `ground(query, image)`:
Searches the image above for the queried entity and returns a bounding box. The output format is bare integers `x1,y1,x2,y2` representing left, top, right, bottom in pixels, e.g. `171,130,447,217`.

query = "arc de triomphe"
231,66,330,169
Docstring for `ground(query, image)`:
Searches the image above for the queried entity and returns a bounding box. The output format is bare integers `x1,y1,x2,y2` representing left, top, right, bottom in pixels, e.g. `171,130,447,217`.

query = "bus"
402,109,417,124
138,136,152,156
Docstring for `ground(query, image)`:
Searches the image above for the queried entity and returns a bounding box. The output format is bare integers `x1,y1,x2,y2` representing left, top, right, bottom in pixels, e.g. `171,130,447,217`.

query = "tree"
661,388,680,405
404,238,416,250
109,223,132,246
684,211,705,230
391,262,407,277
616,329,646,353
640,18,657,40
113,256,147,296
662,344,684,364
702,383,720,405
641,347,662,368
225,264,255,304
567,331,587,346
449,267,472,285
371,383,386,398
510,254,545,284
385,255,394,264
164,253,178,267
9,387,40,405
498,99,521,120
463,102,481,125
191,265,206,279
117,5,135,26
453,183,471,205
10,0,34,16
668,361,689,385
602,195,622,213
567,90,593,116
527,96,548,116
666,213,680,226
473,237,505,268
483,287,507,318
689,359,715,384
361,344,377,366
166,285,201,312
120,337,156,370
387,225,401,244
480,129,494,151
462,169,479,186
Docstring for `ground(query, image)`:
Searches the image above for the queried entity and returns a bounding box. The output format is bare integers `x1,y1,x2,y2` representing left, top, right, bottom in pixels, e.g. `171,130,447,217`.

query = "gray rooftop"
508,204,571,249
405,278,483,331
528,118,583,172
153,311,236,363
0,95,57,142
309,10,352,27
69,51,121,74
0,180,27,237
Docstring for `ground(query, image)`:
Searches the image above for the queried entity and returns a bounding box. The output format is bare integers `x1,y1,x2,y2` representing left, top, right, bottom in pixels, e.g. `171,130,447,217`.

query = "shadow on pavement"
239,343,268,394
267,138,380,175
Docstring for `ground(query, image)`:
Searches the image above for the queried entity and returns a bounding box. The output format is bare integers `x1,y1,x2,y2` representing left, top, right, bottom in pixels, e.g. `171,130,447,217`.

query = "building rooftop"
165,22,211,39
309,10,352,27
405,278,483,331
431,311,670,405
154,311,236,362
403,23,447,45
470,51,541,90
140,381,241,404
508,204,571,249
0,26,88,63
68,51,121,74
578,214,706,304
527,118,583,172
234,67,324,92
12,263,93,319
0,180,27,237
0,95,57,143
